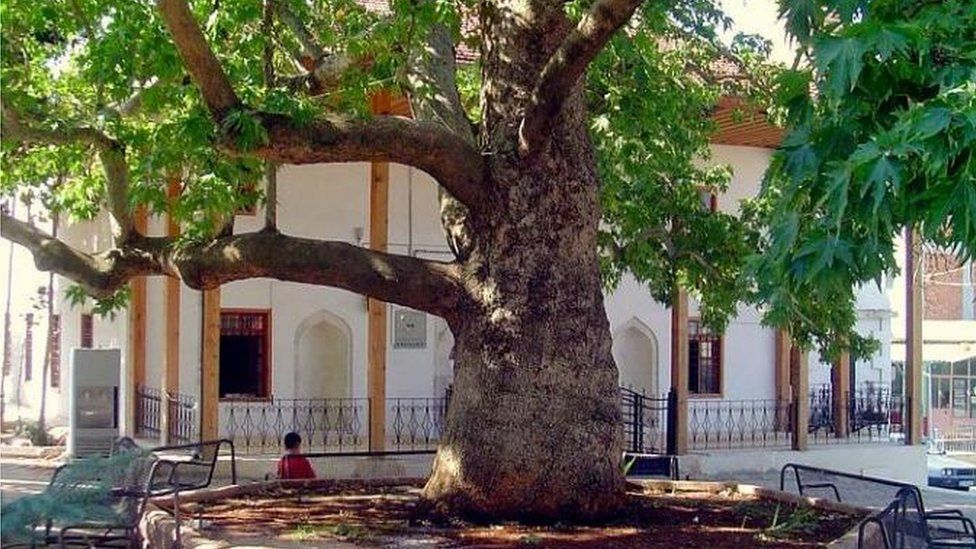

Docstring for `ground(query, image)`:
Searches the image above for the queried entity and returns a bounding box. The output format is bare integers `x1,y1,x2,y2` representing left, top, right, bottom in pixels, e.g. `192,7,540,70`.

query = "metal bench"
859,487,976,548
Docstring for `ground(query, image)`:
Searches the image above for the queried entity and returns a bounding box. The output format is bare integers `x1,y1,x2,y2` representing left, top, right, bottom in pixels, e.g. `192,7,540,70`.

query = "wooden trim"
128,206,148,434
774,329,791,430
162,181,182,444
905,228,924,445
669,287,689,454
201,288,221,443
367,91,392,452
790,343,809,451
217,308,273,400
832,350,851,438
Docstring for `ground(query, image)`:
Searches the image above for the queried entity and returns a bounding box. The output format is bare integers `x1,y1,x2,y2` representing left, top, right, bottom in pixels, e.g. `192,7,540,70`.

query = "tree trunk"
37,216,58,439
424,44,625,517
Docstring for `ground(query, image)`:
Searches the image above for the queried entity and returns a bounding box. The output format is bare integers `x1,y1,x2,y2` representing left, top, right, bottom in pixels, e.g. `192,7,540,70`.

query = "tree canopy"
1,0,973,357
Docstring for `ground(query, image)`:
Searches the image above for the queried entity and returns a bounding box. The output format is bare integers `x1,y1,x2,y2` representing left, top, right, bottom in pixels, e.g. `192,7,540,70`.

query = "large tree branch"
518,0,645,156
2,211,465,319
0,213,165,297
405,23,479,260
157,0,241,120
241,113,486,207
2,105,134,240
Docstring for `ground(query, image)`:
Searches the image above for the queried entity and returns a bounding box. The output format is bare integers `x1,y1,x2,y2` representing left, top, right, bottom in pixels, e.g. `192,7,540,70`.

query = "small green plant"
17,420,52,446
763,504,819,538
621,454,638,476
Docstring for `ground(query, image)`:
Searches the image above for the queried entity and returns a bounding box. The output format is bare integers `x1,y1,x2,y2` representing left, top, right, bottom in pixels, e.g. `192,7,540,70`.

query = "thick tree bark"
424,117,625,519
423,0,625,517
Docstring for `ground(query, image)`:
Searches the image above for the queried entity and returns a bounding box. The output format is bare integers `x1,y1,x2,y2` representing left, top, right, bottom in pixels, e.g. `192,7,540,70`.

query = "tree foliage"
751,0,976,357
1,0,971,357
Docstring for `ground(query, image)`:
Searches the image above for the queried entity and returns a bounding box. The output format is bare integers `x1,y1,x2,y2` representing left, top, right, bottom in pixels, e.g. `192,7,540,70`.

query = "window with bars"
50,314,61,388
219,310,271,398
80,313,94,348
688,318,722,395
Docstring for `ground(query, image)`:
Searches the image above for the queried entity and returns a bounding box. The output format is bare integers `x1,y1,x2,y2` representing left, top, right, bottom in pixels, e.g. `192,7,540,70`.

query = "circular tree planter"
142,478,870,548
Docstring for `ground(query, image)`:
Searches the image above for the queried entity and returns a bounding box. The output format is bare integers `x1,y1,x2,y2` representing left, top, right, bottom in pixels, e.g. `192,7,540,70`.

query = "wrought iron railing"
135,385,198,444
135,385,162,438
620,387,667,453
223,397,369,454
807,385,904,444
166,390,198,444
688,398,793,449
387,397,449,451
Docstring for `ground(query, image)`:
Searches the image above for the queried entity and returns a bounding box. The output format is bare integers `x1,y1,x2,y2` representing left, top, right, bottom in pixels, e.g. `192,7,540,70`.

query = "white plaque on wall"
393,308,427,348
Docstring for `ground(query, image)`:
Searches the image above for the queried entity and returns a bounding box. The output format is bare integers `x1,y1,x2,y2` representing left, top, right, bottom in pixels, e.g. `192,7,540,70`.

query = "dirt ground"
172,483,862,548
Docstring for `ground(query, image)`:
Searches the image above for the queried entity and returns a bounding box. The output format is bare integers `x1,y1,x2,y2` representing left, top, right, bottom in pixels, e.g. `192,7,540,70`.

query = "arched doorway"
294,311,352,399
612,319,659,396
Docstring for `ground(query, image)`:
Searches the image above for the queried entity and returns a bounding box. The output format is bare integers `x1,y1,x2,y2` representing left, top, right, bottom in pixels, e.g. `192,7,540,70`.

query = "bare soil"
172,482,862,547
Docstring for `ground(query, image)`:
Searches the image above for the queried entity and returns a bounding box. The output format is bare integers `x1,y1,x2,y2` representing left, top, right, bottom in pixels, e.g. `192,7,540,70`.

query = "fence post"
666,388,678,455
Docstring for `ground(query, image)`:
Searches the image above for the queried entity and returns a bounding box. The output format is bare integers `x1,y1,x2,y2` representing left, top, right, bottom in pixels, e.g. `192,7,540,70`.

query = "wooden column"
201,288,221,443
790,343,809,451
905,228,924,445
774,329,792,430
669,287,689,455
367,92,392,451
161,179,182,443
127,207,148,437
832,351,851,438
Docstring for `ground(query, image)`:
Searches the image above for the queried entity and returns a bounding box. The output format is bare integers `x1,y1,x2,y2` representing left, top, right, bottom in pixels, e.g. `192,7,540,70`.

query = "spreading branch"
158,0,486,207
157,0,241,120
405,23,479,259
1,211,465,319
1,105,134,240
518,0,645,156
242,113,486,207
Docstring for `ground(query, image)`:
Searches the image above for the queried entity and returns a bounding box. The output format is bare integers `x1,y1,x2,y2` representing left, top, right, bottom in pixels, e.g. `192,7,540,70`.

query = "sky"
719,0,795,64
0,0,794,319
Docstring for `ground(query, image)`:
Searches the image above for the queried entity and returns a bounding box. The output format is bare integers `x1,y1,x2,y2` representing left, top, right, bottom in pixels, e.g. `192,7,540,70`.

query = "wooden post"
127,207,148,437
790,343,809,451
905,228,924,445
367,92,392,452
161,179,181,444
774,330,792,431
832,350,851,438
201,288,221,443
669,286,689,455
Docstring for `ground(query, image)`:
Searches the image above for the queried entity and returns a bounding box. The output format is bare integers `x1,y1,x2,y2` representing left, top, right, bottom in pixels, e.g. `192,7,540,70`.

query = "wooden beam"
905,228,924,445
161,179,182,444
127,207,148,437
669,286,689,455
201,288,221,444
774,329,791,431
367,91,392,451
832,350,851,438
790,343,809,451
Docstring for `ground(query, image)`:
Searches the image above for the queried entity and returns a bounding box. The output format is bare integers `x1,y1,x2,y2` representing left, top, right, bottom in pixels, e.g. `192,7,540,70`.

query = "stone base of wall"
680,443,926,486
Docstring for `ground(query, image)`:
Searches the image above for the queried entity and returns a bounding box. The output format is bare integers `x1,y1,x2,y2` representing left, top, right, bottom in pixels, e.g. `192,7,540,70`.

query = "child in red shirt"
277,432,316,480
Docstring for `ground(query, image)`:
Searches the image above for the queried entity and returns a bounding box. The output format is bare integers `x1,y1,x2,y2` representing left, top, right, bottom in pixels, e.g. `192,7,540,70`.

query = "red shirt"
277,454,316,480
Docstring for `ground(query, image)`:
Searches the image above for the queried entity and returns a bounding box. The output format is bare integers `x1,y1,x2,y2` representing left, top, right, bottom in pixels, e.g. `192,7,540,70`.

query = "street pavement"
0,453,60,505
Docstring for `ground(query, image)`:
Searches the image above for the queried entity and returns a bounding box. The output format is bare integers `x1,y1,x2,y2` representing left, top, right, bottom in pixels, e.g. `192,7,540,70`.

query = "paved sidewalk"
705,470,976,521
0,454,60,505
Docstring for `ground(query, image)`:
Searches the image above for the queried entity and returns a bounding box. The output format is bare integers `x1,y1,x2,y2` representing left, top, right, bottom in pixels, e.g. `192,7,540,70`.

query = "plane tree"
4,0,971,521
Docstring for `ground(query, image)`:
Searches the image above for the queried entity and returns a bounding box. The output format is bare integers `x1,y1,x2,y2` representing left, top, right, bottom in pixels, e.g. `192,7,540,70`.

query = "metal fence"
807,385,904,445
223,397,370,454
134,385,198,444
135,385,162,439
620,387,668,453
689,397,793,449
931,426,976,454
